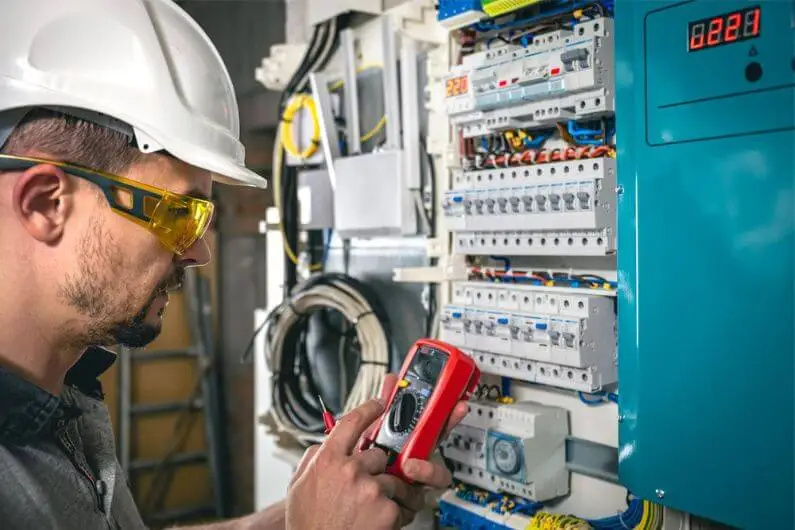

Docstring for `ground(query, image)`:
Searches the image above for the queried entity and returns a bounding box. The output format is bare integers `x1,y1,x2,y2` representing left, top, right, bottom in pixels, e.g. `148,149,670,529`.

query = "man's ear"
12,164,73,244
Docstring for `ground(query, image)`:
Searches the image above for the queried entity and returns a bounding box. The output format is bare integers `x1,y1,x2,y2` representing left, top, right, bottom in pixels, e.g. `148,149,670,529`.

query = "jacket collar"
0,346,116,445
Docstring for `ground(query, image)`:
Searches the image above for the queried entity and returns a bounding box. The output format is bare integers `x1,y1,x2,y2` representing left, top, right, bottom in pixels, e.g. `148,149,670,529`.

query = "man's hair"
1,108,144,175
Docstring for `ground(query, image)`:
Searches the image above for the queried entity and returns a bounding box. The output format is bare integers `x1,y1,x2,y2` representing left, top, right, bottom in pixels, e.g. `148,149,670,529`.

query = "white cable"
265,277,389,444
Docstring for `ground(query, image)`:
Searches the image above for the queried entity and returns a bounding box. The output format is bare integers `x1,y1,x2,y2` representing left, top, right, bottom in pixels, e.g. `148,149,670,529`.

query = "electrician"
0,1,467,529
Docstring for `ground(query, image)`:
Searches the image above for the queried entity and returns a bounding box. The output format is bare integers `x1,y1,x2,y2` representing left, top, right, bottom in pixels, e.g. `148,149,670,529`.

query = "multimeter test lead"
318,395,336,435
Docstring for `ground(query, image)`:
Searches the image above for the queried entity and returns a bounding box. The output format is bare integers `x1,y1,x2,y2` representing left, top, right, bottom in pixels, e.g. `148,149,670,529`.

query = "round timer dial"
493,438,523,475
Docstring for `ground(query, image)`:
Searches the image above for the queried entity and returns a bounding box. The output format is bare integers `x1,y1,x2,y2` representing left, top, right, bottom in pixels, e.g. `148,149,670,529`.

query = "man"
0,0,467,529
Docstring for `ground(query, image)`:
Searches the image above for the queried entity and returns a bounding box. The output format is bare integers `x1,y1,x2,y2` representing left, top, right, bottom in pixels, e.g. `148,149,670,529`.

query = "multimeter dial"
492,438,523,476
388,391,421,434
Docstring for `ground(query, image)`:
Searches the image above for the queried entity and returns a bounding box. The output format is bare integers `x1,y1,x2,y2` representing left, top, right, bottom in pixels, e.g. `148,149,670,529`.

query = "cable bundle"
275,16,343,289
264,273,391,444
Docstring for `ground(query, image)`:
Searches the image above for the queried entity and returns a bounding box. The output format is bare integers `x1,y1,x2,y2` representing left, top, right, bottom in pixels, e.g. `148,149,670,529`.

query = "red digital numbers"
725,12,741,42
706,17,724,46
688,6,761,52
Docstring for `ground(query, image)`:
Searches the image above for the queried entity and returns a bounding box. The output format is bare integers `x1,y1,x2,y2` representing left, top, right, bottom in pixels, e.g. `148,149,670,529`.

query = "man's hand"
358,373,469,527
285,398,403,530
289,373,470,529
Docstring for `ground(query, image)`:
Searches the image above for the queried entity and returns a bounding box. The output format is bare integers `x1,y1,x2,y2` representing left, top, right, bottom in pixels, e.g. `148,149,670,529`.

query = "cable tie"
352,310,374,325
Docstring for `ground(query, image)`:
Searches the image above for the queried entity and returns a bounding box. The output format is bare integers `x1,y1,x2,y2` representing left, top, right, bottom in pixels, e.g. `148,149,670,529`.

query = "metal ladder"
117,268,229,526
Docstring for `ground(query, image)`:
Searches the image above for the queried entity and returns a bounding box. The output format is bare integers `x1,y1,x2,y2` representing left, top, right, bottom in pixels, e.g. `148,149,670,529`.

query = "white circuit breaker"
442,400,569,501
439,282,617,391
443,158,615,234
444,18,614,137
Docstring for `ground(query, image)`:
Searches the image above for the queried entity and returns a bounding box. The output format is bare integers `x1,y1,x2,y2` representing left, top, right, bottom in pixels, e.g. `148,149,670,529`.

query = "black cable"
420,136,437,336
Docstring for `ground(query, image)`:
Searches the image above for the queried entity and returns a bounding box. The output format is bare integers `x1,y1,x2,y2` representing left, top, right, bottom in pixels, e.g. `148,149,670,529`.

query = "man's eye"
171,206,191,218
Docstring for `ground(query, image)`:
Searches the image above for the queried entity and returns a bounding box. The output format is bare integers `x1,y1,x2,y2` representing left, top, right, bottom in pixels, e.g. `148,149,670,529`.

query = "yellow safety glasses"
0,154,214,255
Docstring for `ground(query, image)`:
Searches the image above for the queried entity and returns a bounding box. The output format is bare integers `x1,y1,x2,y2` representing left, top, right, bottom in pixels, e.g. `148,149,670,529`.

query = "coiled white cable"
265,276,389,444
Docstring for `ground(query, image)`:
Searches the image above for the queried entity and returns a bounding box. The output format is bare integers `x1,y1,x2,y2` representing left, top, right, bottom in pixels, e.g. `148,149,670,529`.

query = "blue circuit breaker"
615,1,794,529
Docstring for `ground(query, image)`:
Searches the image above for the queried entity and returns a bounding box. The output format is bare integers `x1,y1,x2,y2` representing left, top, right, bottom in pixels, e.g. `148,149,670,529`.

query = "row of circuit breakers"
439,11,618,405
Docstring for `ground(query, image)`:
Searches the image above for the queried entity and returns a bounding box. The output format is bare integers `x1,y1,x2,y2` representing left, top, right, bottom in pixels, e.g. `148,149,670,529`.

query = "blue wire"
320,228,333,265
501,377,512,398
523,134,549,149
489,255,512,271
578,391,607,405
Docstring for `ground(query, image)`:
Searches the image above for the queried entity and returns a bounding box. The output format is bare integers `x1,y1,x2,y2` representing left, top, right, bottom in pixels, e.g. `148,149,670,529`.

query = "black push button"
745,62,763,82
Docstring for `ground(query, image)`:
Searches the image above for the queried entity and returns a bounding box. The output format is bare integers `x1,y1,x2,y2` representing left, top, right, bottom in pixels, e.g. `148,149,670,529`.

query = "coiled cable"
263,273,391,444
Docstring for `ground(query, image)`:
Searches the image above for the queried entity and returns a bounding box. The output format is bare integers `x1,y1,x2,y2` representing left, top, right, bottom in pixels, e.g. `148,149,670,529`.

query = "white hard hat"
0,0,267,189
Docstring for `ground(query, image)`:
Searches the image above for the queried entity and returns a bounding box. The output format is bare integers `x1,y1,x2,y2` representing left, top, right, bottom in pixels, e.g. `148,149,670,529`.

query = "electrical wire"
281,94,322,160
275,17,342,290
263,273,391,444
272,128,324,272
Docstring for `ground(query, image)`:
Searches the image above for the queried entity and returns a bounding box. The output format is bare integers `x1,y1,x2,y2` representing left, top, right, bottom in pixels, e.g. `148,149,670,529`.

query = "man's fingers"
327,398,386,453
291,444,320,484
374,475,425,513
355,447,390,475
441,401,470,440
356,374,397,453
380,373,398,401
401,458,453,489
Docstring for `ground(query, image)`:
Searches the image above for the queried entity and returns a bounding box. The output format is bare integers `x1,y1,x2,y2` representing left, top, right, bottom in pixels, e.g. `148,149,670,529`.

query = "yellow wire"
361,116,386,142
328,63,387,143
281,94,321,160
272,132,323,272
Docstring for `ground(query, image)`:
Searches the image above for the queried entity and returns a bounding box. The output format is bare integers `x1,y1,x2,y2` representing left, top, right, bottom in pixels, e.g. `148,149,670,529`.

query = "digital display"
688,6,761,52
445,75,469,98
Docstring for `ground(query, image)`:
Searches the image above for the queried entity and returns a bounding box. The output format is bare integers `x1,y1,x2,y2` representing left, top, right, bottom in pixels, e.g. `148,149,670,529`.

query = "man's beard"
57,232,185,349
107,268,185,348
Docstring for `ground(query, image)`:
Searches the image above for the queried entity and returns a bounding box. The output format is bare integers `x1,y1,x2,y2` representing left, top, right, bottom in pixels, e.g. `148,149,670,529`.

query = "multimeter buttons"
492,438,523,475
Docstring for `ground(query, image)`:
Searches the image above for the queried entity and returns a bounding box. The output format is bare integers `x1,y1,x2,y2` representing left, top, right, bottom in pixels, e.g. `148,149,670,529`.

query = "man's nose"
177,236,212,268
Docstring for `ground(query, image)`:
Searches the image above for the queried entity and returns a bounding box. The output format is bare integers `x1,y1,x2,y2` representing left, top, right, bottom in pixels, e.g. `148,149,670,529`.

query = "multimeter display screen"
408,346,448,385
373,346,449,454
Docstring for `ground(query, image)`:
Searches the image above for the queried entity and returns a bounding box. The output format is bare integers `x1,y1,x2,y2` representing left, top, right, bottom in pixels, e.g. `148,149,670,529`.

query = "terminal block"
441,400,569,501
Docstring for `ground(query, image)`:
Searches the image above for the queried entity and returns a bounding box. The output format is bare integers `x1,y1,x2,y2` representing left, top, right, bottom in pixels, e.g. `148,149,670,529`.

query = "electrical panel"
435,0,625,525
615,1,794,528
442,400,569,501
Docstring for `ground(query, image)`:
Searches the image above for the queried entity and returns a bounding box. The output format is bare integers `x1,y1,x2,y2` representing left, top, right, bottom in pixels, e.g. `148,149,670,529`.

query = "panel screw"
615,185,624,195
655,489,665,499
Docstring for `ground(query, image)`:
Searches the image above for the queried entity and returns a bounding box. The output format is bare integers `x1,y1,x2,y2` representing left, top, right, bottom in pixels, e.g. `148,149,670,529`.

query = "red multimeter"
361,338,480,483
